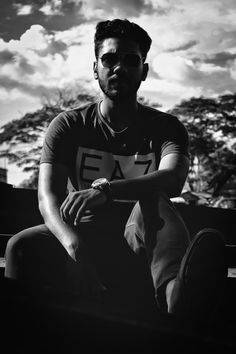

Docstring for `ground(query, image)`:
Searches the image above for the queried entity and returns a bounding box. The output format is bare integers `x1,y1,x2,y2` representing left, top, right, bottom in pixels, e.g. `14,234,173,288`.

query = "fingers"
60,189,106,226
60,192,84,224
60,195,71,221
74,202,87,226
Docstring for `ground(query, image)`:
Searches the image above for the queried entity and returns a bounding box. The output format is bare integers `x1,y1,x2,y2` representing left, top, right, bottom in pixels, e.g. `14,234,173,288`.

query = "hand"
60,188,107,226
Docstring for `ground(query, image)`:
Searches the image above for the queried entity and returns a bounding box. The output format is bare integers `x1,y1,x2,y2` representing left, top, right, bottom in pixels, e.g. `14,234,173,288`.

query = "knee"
139,192,162,210
5,233,29,263
138,193,164,222
139,192,169,208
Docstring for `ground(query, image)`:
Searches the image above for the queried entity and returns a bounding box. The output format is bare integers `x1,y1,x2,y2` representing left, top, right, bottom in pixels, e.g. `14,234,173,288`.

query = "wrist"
66,242,79,260
91,178,112,203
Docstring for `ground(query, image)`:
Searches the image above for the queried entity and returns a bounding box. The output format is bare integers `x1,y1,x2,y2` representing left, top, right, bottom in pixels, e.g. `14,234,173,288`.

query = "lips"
109,75,128,86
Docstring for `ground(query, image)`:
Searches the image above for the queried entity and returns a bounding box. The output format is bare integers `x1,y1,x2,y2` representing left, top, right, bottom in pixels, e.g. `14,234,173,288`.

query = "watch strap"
91,179,112,202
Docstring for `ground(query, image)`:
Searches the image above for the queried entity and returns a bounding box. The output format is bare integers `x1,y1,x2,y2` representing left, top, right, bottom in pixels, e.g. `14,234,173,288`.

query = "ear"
142,63,149,81
93,61,98,80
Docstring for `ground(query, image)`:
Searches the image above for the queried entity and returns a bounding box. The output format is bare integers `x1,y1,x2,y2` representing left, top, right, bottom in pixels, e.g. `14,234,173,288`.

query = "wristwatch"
91,178,112,202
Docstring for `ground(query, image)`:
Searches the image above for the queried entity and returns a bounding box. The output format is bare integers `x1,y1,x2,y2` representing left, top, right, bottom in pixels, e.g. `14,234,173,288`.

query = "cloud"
0,23,95,107
16,55,36,75
0,0,85,41
19,24,52,51
152,53,196,82
140,77,203,110
205,51,236,67
0,87,43,127
141,77,202,97
0,25,70,88
0,50,15,65
1,0,236,189
0,0,236,126
135,0,236,105
148,49,236,106
14,4,34,16
168,40,198,52
151,52,233,89
138,0,236,57
230,60,236,80
39,0,63,16
0,23,68,62
0,75,55,98
80,0,154,19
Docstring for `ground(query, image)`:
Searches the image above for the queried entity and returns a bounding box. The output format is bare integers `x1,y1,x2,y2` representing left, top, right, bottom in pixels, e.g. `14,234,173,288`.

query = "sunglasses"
99,53,144,68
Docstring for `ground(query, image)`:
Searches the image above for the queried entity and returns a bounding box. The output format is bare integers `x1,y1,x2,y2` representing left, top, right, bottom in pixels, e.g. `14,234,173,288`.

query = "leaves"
0,90,235,207
169,94,236,201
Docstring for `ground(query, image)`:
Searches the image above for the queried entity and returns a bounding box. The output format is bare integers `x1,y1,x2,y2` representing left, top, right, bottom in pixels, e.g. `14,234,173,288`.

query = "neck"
100,95,138,126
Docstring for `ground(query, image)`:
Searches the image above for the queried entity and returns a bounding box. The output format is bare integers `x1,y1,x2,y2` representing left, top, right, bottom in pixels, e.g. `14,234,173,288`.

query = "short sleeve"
160,115,189,159
40,112,77,168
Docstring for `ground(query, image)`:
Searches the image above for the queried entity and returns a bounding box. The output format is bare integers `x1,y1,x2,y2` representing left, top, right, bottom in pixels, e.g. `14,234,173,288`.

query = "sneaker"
168,228,227,321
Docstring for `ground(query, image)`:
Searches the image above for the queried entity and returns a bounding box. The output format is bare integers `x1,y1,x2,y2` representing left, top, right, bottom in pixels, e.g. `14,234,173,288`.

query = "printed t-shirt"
40,102,189,192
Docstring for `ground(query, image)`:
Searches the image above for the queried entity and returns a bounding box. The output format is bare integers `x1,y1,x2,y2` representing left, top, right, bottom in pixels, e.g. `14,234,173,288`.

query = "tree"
169,93,236,202
0,90,96,189
0,90,235,209
0,92,160,189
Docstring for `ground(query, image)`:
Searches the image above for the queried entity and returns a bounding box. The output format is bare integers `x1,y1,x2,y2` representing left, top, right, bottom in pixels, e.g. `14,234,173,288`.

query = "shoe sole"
169,228,227,319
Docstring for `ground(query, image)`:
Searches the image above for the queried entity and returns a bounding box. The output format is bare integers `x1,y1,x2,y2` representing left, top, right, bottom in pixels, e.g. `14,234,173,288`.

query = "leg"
4,206,136,296
79,202,145,294
124,193,190,310
5,224,68,289
124,195,227,319
168,228,227,320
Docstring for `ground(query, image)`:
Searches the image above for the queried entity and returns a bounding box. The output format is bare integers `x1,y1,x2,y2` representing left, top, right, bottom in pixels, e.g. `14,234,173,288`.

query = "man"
5,19,226,319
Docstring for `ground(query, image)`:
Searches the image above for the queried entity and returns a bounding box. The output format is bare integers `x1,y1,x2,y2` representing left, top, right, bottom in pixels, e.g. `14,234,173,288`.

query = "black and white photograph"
0,1,236,353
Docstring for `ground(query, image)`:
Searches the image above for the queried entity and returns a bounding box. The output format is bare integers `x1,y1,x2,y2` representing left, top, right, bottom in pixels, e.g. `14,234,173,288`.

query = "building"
0,167,7,183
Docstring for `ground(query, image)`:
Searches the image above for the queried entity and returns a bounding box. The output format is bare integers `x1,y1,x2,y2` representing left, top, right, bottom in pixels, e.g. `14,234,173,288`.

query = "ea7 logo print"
76,147,156,187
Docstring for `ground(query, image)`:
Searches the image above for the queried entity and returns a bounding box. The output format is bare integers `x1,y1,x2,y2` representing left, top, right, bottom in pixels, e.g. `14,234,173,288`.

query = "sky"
0,0,236,185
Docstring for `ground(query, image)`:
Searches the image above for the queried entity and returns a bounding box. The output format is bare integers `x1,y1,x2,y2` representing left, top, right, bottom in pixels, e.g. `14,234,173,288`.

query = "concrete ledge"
1,256,236,277
0,185,235,242
228,268,236,278
0,257,5,268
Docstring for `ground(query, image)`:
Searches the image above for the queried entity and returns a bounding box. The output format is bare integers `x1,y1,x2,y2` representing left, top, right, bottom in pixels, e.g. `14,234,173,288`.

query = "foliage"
19,171,39,190
169,93,236,207
0,90,96,189
0,90,235,208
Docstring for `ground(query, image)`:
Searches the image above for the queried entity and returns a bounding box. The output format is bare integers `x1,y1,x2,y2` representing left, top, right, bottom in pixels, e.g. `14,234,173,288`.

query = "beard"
97,76,142,101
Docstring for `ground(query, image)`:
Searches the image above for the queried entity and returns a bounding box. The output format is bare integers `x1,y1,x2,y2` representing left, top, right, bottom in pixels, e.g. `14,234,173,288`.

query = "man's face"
94,38,148,100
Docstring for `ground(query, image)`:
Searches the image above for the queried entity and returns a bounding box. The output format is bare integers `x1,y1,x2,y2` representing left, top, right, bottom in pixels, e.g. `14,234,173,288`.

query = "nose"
113,59,127,73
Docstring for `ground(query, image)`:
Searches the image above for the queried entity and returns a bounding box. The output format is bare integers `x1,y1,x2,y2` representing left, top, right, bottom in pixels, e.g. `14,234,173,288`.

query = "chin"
108,92,130,101
107,87,134,99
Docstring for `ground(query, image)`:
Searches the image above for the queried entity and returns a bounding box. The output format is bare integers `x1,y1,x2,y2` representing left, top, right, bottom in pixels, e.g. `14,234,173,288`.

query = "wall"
1,182,235,256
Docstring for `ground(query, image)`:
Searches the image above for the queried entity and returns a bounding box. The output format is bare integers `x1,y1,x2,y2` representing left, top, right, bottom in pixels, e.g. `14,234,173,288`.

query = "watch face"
91,178,108,187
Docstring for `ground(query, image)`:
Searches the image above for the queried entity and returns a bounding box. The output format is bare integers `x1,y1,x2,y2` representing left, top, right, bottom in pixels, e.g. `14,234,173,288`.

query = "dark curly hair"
94,19,152,60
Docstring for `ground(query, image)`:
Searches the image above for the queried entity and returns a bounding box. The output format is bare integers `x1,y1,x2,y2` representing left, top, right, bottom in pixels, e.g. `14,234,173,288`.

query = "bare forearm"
39,193,105,295
38,195,81,256
109,153,189,201
110,169,185,201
